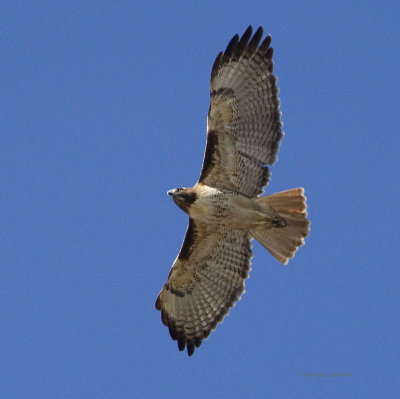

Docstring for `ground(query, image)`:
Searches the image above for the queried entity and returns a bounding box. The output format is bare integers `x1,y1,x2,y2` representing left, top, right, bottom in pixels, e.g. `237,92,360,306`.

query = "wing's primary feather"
199,25,283,197
156,220,252,356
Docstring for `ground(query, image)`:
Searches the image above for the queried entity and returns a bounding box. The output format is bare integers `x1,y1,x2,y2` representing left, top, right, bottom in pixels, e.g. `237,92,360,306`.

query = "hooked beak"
167,189,174,196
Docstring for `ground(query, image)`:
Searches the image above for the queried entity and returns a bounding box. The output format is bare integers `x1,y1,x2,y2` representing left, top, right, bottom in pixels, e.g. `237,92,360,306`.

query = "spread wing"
155,219,252,356
199,26,283,197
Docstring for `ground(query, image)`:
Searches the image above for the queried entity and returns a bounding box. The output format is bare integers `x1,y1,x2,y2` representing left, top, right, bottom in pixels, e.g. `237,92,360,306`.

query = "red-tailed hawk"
156,26,310,356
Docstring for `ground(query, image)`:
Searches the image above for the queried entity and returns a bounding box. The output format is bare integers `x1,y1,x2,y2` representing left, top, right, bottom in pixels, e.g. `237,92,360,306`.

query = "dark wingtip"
240,25,253,45
233,25,253,60
187,343,195,356
211,51,223,81
255,26,263,37
211,26,272,82
177,337,185,352
260,34,272,51
221,33,239,63
247,26,263,52
168,323,177,340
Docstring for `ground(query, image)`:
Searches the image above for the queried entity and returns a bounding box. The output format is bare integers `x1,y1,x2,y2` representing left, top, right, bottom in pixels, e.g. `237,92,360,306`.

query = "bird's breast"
188,184,270,229
188,186,231,223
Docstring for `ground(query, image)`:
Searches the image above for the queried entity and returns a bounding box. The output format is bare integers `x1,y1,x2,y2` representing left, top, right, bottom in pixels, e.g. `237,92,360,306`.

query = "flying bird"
156,26,310,356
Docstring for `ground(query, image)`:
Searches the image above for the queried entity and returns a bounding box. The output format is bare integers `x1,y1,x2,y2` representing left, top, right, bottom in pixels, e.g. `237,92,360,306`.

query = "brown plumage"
156,26,310,356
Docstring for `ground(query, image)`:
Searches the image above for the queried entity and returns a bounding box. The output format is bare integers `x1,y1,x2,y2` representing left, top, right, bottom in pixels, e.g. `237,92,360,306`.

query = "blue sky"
1,1,399,397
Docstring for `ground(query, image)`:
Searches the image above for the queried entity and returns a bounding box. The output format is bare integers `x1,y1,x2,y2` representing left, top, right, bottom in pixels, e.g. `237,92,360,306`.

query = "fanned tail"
250,188,310,264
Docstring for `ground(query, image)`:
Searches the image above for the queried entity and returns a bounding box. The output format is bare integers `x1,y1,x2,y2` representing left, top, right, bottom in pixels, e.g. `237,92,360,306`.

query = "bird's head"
167,187,197,214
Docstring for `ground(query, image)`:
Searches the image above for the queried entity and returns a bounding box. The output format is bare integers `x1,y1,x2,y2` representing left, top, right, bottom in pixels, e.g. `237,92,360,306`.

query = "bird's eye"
176,188,183,192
